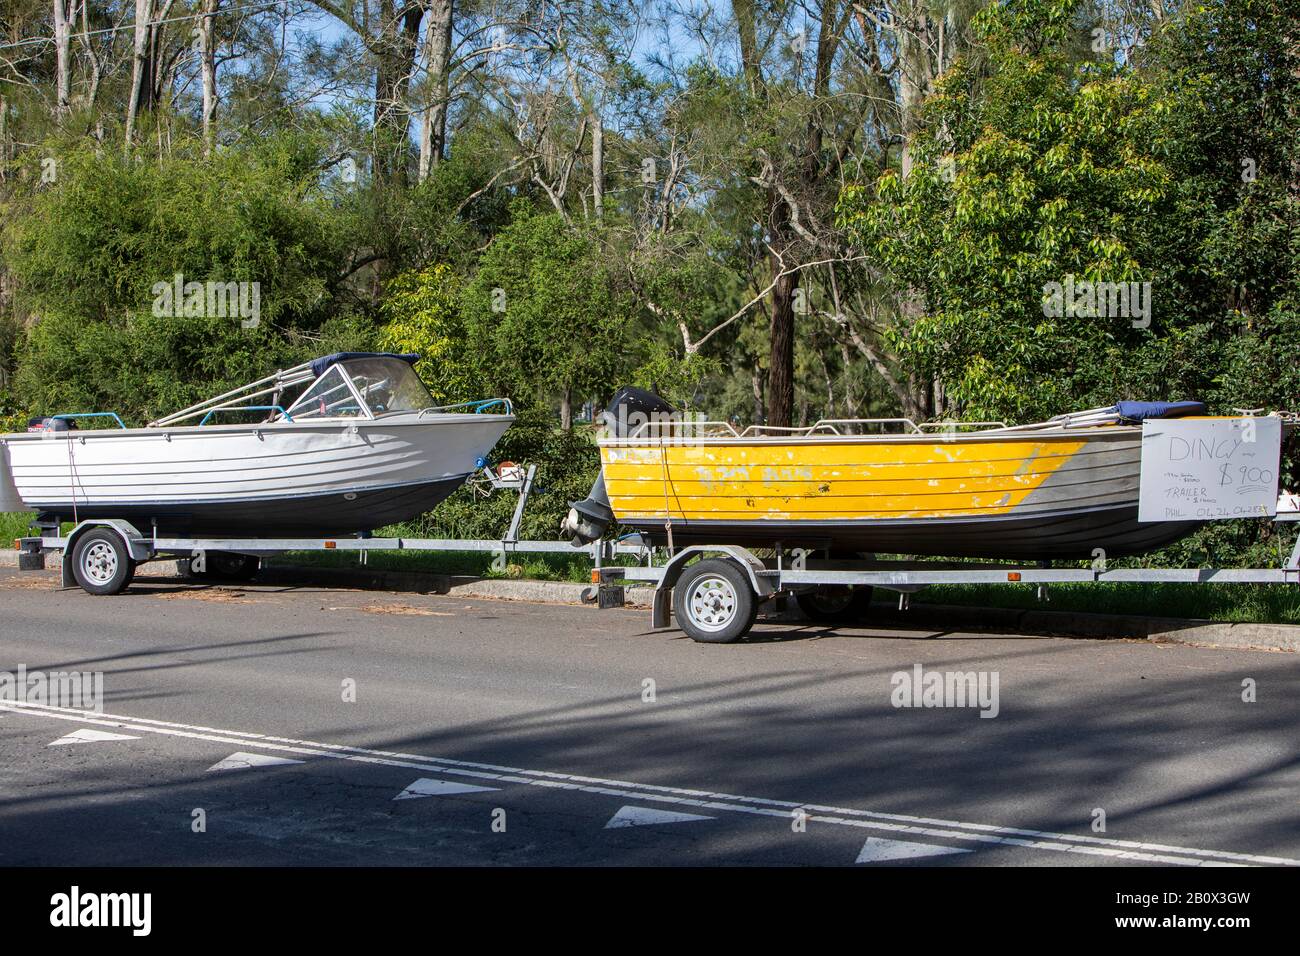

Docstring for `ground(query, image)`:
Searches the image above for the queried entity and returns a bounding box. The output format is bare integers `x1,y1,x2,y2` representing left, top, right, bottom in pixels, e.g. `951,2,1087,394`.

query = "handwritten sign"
1138,417,1280,522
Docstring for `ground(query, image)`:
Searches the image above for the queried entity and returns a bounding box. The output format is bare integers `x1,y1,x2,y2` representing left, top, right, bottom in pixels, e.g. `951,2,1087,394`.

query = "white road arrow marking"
605,805,716,829
5,701,1289,867
856,837,971,863
394,777,499,800
207,751,305,773
48,728,140,746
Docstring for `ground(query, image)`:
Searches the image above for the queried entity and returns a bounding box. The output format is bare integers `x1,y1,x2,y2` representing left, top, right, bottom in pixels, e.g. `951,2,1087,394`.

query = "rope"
659,428,675,554
65,435,80,525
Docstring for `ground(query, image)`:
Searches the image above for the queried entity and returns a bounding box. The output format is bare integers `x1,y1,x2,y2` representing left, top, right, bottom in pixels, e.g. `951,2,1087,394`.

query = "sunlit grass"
275,548,613,583
0,512,36,544
911,581,1300,624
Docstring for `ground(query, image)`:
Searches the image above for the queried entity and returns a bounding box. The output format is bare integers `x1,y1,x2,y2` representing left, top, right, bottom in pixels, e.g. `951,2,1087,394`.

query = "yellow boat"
562,388,1208,560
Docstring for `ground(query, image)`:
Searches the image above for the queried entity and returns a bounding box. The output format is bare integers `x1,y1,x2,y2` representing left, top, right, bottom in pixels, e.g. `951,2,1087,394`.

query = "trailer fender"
60,520,150,588
651,546,773,629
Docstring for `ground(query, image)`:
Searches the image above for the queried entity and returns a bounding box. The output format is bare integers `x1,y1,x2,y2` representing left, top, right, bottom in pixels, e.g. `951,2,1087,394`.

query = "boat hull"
16,476,469,537
1,414,511,536
618,505,1199,559
600,427,1202,560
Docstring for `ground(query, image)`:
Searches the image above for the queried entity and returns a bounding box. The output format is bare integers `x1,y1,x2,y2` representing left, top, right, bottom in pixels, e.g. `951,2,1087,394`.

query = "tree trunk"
52,0,72,118
0,93,7,183
372,2,424,187
751,365,765,425
591,113,603,216
79,0,102,113
199,0,219,156
124,0,155,150
766,199,798,428
560,386,573,431
896,1,933,179
417,0,453,182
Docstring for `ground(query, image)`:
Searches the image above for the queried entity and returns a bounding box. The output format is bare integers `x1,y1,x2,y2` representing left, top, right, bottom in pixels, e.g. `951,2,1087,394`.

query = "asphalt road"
1,567,1297,866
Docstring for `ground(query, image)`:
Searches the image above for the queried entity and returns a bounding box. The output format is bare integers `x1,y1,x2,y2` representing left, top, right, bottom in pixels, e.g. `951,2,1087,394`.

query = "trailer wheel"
71,529,136,596
202,551,261,582
674,558,757,644
796,586,874,624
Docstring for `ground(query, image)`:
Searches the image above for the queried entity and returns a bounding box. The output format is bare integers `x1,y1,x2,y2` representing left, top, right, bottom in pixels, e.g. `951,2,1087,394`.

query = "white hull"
0,412,512,535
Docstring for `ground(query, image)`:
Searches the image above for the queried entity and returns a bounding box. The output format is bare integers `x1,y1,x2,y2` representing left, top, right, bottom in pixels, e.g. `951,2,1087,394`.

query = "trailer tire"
71,529,136,596
796,586,874,624
201,551,261,582
674,558,757,644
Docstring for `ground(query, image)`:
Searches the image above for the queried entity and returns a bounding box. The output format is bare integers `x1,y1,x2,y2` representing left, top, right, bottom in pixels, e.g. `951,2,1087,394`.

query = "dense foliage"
0,0,1296,551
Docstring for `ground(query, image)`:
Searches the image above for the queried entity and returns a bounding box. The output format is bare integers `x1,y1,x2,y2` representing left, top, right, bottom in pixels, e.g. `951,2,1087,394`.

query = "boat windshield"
341,358,435,415
283,358,434,420
285,365,366,419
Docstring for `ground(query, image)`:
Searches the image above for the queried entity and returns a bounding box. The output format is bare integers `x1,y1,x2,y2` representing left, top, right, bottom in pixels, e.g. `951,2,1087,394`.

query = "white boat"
0,353,513,537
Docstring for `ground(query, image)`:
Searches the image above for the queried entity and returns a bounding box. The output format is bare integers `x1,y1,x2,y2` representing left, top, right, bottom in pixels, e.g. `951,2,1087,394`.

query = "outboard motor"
27,416,76,433
561,386,677,545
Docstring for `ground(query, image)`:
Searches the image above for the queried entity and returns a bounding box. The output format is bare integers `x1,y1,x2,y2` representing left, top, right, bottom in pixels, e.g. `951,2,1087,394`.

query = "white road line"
48,728,140,746
3,701,1295,867
207,751,305,772
605,805,715,828
394,778,498,800
856,837,971,863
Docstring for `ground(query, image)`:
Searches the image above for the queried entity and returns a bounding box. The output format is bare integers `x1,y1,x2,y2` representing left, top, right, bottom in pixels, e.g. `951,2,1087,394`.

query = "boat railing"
198,405,294,426
803,418,925,436
624,420,742,439
150,362,315,427
419,398,514,417
622,417,930,439
917,420,1007,433
980,408,1125,433
51,412,127,430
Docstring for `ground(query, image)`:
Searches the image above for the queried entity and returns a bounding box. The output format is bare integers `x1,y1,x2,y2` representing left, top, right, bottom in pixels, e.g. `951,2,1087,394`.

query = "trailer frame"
592,513,1300,643
13,463,639,595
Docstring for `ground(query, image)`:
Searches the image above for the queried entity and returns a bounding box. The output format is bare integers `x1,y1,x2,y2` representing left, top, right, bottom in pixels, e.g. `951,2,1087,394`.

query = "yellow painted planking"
601,438,1088,522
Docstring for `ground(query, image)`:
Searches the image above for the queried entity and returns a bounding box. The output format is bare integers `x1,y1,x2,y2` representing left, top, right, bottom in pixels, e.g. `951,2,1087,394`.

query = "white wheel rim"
81,541,118,584
685,576,739,632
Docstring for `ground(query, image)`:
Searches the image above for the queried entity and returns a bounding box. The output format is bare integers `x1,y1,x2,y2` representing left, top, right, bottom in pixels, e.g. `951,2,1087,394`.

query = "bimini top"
1115,400,1207,423
309,352,419,376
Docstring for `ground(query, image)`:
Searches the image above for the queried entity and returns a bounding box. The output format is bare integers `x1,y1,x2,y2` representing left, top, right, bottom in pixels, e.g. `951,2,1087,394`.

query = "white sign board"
1139,417,1281,522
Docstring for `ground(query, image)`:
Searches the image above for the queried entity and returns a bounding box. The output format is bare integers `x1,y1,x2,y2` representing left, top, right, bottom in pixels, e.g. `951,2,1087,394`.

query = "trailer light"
324,541,336,549
1007,572,1022,582
591,569,602,584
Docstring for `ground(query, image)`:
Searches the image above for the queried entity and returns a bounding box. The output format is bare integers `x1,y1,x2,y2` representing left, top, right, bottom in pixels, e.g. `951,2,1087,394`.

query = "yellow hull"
596,429,1199,558
603,436,1092,522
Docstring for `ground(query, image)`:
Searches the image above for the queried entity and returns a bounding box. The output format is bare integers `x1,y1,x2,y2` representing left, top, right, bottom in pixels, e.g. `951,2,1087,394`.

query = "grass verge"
910,581,1300,624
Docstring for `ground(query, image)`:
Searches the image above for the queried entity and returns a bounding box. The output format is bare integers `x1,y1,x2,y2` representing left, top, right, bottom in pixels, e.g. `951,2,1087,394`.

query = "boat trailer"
592,511,1300,643
14,463,629,596
13,476,1300,644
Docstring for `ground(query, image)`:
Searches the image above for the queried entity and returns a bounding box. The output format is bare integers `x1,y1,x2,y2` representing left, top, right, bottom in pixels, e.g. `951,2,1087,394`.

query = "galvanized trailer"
592,511,1300,643
15,463,628,595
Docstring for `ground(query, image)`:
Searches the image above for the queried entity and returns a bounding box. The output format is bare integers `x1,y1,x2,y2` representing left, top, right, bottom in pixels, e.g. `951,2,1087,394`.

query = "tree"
461,207,633,427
